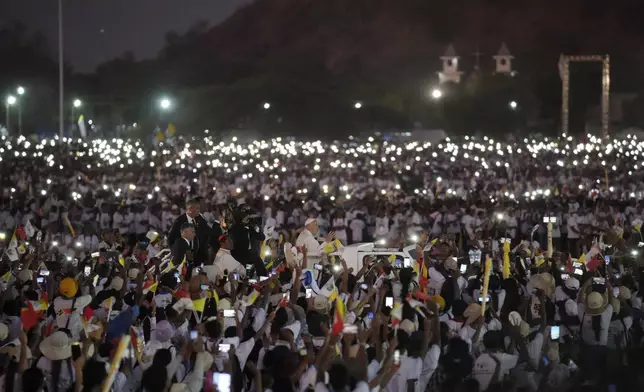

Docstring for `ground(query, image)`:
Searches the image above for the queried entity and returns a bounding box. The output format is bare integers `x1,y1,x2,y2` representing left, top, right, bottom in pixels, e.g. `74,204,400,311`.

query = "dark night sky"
1,0,252,72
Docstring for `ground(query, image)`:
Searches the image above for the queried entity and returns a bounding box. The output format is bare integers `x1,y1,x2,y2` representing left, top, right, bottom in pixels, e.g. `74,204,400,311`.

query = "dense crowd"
0,133,643,392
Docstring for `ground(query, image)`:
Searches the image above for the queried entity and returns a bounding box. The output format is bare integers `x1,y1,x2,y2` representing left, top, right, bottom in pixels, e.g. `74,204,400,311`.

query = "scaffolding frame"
560,54,610,137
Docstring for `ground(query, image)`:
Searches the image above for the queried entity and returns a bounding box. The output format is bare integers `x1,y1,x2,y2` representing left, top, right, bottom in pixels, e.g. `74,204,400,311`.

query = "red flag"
15,226,26,241
83,306,95,323
21,302,39,330
566,254,574,273
586,254,602,272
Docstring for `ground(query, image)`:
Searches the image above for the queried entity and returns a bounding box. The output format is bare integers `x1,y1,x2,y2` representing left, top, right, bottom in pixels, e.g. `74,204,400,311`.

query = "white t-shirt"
567,214,581,239
473,352,519,391
578,304,613,346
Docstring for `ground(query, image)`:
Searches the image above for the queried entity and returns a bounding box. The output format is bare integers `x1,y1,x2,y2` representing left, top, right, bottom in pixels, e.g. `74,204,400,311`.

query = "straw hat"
619,286,632,300
39,331,72,361
530,273,555,298
585,291,609,316
463,303,482,325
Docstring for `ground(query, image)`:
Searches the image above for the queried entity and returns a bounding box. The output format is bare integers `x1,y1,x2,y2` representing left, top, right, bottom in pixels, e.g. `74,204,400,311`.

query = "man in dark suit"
228,205,267,276
168,198,210,265
171,222,196,267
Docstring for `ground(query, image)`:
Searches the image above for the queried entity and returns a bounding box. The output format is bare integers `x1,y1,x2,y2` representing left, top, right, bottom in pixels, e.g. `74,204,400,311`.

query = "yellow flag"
118,255,125,267
192,298,206,312
1,270,11,282
502,241,510,279
156,132,165,142
167,123,176,136
212,289,220,308
480,256,492,316
143,281,158,295
578,253,586,264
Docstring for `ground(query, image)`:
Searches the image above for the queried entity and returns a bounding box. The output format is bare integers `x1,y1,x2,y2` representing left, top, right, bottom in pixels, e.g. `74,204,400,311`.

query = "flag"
578,253,586,264
21,302,39,330
24,220,35,238
331,298,346,336
5,248,18,262
62,214,76,237
15,226,26,241
244,289,259,306
1,270,11,282
566,254,574,273
586,254,602,272
8,230,17,249
118,255,125,267
502,241,511,279
480,256,492,316
167,123,176,137
142,281,158,295
78,115,87,139
192,298,206,313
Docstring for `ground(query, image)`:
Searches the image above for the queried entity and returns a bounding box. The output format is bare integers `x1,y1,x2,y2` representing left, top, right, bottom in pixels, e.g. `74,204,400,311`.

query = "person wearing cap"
296,217,334,268
53,277,92,339
168,197,210,265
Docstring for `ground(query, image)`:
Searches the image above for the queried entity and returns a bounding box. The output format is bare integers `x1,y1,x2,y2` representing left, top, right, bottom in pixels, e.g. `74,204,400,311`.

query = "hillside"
205,0,644,88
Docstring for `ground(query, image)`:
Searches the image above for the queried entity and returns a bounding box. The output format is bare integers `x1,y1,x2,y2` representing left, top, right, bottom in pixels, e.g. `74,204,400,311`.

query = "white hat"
39,331,72,361
304,218,317,226
564,277,580,290
564,299,578,316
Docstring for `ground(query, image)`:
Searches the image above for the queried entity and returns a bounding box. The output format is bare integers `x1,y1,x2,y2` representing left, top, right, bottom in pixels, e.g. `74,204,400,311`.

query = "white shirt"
295,229,327,267
567,214,581,239
473,352,519,391
350,219,366,242
54,294,93,339
206,249,246,281
578,304,613,346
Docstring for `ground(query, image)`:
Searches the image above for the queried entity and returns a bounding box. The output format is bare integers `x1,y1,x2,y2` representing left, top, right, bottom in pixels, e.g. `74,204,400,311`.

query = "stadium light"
73,99,82,108
6,95,16,106
354,101,363,109
509,100,518,110
159,98,172,110
431,88,443,100
16,86,25,95
263,102,271,110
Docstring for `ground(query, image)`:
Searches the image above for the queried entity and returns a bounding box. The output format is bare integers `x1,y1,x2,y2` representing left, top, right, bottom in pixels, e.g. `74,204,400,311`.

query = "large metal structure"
560,54,610,137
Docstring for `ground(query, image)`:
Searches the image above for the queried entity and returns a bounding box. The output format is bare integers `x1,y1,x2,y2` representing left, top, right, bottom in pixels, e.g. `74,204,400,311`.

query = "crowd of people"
0,132,643,391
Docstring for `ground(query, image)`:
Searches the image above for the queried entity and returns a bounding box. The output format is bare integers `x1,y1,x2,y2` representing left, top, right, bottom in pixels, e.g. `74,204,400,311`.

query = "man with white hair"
296,218,334,268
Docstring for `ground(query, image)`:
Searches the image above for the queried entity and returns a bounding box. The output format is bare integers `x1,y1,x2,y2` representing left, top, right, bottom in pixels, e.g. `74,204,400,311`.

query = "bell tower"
493,43,515,75
438,44,463,84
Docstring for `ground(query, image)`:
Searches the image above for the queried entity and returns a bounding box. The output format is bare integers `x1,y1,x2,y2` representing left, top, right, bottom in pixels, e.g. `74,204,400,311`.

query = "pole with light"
71,99,82,137
16,86,24,135
58,0,64,138
5,95,16,134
